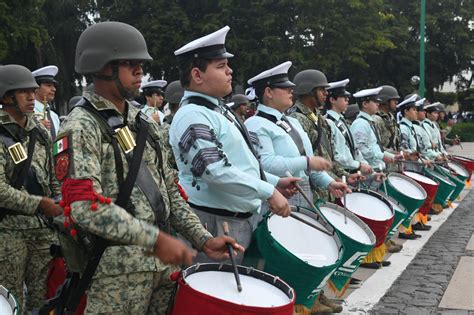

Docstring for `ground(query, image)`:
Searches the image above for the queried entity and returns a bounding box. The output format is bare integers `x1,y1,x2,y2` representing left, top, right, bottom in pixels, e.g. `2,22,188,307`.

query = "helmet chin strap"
2,97,27,116
93,62,139,100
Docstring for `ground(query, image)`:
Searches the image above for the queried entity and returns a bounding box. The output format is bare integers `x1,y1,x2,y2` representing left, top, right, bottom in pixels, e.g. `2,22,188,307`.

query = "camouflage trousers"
85,264,180,315
0,228,55,314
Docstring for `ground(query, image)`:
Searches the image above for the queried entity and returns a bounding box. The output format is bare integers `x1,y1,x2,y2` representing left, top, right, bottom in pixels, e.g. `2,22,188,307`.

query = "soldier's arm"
170,111,276,205
62,114,159,251
0,143,42,215
157,126,213,250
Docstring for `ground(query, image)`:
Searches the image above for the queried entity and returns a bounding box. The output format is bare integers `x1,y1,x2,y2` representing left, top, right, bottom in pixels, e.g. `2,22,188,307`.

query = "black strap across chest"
326,114,356,158
256,110,306,156
359,115,383,151
187,96,266,181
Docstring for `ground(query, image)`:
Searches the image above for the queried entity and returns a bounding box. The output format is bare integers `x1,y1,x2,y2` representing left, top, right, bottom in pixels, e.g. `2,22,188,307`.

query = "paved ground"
331,142,474,314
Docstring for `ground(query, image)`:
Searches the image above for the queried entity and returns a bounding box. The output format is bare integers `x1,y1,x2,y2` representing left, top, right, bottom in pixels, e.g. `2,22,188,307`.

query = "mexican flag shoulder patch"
53,135,69,156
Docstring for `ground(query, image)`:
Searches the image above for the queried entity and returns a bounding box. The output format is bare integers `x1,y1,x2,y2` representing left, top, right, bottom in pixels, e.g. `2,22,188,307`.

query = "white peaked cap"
353,87,383,100
396,94,418,109
328,78,350,90
141,80,167,90
247,61,295,88
174,26,234,59
32,65,58,82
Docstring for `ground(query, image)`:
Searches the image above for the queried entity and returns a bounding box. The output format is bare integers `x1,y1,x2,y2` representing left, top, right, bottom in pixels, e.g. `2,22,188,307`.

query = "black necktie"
47,107,56,140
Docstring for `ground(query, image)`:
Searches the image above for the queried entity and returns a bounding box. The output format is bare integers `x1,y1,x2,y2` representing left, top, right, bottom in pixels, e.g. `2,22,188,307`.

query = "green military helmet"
75,21,153,74
378,85,400,104
164,80,185,104
293,69,330,96
0,65,39,99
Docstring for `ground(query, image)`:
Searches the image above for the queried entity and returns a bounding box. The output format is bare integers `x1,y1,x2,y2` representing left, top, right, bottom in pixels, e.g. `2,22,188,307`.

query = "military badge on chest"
53,134,72,181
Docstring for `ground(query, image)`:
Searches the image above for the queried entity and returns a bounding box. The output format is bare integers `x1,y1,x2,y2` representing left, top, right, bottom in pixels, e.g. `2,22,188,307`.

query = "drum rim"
402,170,439,187
387,172,428,201
447,161,470,177
452,155,474,162
317,202,376,246
181,263,295,301
0,285,18,315
342,188,395,221
424,168,456,186
266,206,344,266
377,192,409,215
434,165,464,184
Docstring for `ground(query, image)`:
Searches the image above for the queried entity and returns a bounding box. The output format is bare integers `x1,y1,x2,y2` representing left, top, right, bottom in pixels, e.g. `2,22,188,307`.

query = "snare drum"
423,168,456,208
451,155,474,173
384,173,426,227
0,286,18,315
434,165,465,202
377,193,409,238
172,263,295,315
339,190,394,247
447,160,470,182
318,202,375,295
403,171,439,216
244,207,342,308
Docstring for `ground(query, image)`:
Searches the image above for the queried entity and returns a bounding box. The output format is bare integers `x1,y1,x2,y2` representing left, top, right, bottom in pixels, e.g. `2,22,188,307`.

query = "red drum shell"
402,171,439,216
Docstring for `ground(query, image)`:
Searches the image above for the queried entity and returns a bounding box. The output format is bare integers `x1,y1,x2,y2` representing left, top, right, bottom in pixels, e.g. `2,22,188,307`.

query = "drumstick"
222,222,242,292
380,164,388,195
455,135,463,149
289,213,333,236
342,175,347,224
357,170,361,191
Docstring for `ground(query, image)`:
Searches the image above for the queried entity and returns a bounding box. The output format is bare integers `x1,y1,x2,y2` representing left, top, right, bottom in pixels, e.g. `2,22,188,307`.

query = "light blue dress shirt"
34,100,60,137
413,122,440,160
422,119,447,154
326,110,367,170
141,105,165,124
245,104,334,189
350,111,394,169
399,117,418,153
169,91,279,214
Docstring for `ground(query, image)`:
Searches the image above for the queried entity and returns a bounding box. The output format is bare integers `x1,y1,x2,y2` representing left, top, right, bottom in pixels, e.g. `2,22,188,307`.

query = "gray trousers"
188,207,255,265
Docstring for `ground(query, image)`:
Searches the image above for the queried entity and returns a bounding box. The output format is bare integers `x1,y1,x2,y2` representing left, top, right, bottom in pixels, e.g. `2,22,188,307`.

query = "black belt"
188,202,253,219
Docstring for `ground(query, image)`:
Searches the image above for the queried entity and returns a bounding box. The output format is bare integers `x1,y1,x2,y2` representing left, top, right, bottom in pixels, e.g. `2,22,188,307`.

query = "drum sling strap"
326,114,356,158
359,115,384,151
256,111,306,156
187,96,266,181
400,121,420,150
53,98,167,313
0,125,42,221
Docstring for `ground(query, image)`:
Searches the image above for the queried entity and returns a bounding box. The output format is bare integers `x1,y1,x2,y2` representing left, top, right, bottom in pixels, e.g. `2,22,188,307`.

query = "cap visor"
272,81,296,88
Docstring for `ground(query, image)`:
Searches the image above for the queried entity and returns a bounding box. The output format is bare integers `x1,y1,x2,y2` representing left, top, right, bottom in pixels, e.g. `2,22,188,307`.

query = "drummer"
325,79,372,177
414,100,444,162
169,26,298,265
398,95,433,232
350,87,403,188
244,62,349,212
423,102,449,159
244,61,349,314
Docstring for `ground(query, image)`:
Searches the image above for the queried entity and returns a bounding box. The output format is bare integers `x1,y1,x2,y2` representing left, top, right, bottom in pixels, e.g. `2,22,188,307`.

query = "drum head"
0,286,17,315
448,162,470,177
268,212,340,267
182,264,293,307
319,204,374,245
342,191,393,221
388,173,426,200
403,171,437,186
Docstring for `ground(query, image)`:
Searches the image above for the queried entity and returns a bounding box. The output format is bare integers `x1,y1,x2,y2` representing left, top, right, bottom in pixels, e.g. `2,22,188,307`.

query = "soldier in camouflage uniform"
373,85,401,156
289,69,349,202
57,22,241,314
0,65,63,313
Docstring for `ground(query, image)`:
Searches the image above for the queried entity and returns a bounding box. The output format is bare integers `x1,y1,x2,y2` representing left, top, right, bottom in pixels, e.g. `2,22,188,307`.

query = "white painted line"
466,234,474,251
342,202,461,314
439,256,474,310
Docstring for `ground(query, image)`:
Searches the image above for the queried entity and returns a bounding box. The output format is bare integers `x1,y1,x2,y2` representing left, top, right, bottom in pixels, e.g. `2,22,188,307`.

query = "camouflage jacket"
58,92,211,276
0,110,59,231
289,101,348,201
374,111,400,153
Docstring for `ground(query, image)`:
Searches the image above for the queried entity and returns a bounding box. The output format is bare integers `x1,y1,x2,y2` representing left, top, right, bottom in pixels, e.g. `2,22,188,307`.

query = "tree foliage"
1,0,472,112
